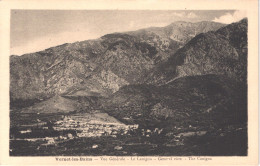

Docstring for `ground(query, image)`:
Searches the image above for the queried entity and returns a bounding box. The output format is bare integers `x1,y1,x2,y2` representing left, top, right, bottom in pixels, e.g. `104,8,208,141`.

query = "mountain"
10,19,246,123
10,21,225,104
145,18,247,85
100,18,247,131
129,21,224,46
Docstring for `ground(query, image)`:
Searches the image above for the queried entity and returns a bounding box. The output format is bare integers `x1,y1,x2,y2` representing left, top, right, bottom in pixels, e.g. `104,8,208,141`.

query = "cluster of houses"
12,114,141,147
141,128,164,137
13,113,169,148
53,115,139,138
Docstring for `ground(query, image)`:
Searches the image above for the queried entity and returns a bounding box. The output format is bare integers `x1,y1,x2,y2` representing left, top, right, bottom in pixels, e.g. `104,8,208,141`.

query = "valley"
10,18,248,156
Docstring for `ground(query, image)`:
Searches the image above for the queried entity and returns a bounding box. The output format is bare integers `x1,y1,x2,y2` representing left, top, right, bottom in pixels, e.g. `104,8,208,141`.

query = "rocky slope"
127,21,224,54
145,18,247,85
100,18,247,125
10,21,224,104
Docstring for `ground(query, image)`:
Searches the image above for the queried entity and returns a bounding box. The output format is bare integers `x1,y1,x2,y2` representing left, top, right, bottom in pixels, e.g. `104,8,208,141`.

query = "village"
10,113,141,147
53,115,139,139
10,111,211,155
10,111,177,153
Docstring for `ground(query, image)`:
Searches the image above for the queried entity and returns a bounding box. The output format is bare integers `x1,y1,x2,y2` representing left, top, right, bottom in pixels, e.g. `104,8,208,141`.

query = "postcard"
0,0,258,165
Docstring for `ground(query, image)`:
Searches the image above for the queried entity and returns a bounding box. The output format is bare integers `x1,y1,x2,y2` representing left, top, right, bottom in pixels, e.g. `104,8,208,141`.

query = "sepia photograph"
0,0,258,165
9,9,248,156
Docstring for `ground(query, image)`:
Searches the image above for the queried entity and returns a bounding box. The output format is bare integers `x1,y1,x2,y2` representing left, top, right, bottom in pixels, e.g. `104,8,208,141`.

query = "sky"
11,10,246,55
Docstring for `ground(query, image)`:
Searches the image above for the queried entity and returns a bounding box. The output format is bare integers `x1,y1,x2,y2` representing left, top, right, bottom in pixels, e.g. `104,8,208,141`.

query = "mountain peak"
10,19,228,101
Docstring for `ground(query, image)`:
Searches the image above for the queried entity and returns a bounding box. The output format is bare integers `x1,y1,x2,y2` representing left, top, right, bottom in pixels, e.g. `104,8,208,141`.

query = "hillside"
145,18,247,85
10,21,224,104
128,21,224,47
100,18,247,127
102,74,247,126
19,95,99,113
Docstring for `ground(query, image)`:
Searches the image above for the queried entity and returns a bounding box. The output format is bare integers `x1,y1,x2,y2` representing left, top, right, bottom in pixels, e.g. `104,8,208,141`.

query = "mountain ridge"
144,18,247,85
10,20,225,102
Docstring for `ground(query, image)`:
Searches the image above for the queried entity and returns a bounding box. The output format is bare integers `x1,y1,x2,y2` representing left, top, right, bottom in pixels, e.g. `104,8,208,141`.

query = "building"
20,129,32,134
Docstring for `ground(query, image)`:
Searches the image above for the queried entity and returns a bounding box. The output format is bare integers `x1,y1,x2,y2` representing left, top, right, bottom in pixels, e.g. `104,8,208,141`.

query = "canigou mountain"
10,18,248,156
10,21,225,101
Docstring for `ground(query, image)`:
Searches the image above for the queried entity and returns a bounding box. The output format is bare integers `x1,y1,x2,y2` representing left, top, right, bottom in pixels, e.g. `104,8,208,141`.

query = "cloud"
213,10,246,24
